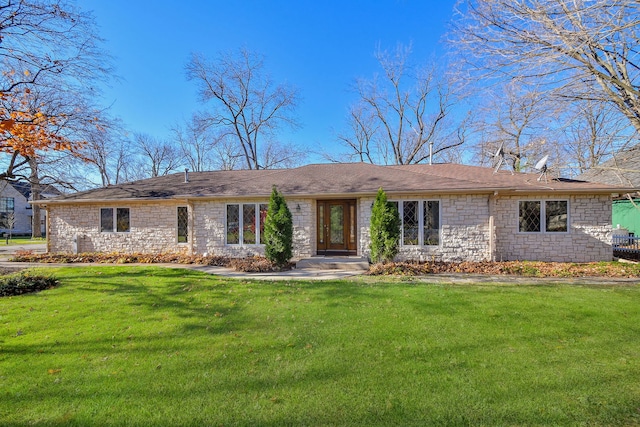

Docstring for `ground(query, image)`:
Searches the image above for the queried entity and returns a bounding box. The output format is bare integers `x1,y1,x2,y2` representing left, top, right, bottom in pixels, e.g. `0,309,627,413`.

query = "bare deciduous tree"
451,0,640,133
0,0,110,94
334,104,378,163
133,133,182,178
560,99,637,175
172,116,225,172
472,82,552,172
186,48,303,169
338,44,467,165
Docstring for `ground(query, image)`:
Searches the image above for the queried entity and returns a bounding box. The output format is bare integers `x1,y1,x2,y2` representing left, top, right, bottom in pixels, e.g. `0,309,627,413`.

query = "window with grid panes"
519,200,568,233
0,197,14,213
226,204,240,244
242,204,256,244
392,200,440,246
402,201,419,245
519,201,541,232
226,203,268,245
177,206,188,243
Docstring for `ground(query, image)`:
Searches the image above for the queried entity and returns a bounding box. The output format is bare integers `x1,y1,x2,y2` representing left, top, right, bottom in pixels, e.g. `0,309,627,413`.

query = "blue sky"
87,0,457,162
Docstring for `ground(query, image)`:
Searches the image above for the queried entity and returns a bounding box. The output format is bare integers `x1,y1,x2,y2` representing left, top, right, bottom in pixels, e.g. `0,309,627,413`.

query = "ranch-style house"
34,163,634,263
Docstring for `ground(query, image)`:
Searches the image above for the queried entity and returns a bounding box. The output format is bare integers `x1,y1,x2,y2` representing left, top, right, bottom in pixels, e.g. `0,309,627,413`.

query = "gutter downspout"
45,205,51,254
488,193,496,261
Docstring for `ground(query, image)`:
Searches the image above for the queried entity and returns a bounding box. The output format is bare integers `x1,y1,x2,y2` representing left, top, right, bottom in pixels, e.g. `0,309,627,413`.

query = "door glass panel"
330,205,344,244
318,202,324,244
349,204,356,245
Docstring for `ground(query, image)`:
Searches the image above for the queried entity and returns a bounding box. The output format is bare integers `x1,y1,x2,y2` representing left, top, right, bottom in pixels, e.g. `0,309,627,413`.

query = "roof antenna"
535,155,549,182
184,168,189,183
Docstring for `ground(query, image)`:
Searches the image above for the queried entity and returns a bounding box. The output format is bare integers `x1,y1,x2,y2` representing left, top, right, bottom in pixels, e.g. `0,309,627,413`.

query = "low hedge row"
0,274,59,297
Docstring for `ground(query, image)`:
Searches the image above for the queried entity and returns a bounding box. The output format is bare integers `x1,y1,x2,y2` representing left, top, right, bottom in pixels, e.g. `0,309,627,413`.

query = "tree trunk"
28,158,42,239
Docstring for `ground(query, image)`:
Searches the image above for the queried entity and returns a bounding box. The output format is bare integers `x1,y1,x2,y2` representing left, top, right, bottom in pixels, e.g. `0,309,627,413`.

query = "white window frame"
225,203,268,246
391,200,441,247
100,207,130,233
517,199,569,234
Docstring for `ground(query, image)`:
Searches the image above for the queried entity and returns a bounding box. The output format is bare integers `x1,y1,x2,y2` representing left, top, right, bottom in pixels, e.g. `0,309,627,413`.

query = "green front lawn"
0,236,45,246
1,267,640,426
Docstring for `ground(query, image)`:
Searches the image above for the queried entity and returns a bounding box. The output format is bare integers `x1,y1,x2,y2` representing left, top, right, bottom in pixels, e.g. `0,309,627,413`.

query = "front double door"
317,199,357,255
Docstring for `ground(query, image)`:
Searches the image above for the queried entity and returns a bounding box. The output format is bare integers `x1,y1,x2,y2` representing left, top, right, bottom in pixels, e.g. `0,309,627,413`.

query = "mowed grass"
0,236,45,246
1,267,640,426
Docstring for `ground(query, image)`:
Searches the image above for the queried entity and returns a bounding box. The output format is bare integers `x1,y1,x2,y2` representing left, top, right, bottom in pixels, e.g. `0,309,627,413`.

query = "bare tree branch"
185,48,303,169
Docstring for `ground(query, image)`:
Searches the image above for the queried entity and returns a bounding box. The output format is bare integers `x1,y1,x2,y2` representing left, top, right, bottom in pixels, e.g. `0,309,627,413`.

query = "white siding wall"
0,184,32,235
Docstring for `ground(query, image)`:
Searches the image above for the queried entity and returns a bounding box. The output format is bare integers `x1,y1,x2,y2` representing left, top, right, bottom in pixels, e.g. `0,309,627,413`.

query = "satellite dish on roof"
535,154,549,182
535,155,549,171
493,142,508,174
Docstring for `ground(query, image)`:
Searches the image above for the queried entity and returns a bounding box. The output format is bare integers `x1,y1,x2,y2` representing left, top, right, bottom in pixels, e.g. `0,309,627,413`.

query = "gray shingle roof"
40,163,633,204
7,181,63,200
577,145,640,187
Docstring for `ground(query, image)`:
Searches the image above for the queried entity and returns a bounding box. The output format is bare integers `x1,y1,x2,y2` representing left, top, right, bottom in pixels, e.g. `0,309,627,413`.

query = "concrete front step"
296,256,370,271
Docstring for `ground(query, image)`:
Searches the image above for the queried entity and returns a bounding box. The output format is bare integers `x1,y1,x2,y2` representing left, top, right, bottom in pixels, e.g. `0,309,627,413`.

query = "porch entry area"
316,199,357,255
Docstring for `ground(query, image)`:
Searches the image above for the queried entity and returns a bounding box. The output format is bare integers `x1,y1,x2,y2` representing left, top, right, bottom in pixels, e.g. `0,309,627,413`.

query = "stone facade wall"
358,194,492,262
47,192,613,262
192,198,313,258
48,202,190,254
493,194,612,262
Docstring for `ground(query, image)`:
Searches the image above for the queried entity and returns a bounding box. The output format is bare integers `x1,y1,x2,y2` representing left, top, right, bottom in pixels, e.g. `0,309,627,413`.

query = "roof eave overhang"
33,186,631,206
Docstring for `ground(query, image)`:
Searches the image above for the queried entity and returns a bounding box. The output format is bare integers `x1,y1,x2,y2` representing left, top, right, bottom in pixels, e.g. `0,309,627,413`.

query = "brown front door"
317,199,357,255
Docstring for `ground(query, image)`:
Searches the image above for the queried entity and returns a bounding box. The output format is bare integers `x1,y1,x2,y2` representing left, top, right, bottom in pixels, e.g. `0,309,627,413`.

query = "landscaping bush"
263,186,293,268
369,187,400,263
0,273,59,297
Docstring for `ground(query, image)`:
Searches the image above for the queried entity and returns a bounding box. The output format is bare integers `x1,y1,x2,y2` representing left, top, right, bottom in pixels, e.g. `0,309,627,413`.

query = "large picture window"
518,200,568,233
393,200,441,246
100,208,130,233
226,203,268,245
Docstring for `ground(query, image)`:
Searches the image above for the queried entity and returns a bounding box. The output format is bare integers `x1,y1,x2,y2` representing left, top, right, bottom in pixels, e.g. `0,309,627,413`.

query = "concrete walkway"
0,259,638,284
0,242,46,255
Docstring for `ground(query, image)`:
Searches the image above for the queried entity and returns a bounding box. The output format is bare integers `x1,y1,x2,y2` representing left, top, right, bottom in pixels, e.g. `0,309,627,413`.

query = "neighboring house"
578,146,640,236
0,181,62,235
35,163,632,262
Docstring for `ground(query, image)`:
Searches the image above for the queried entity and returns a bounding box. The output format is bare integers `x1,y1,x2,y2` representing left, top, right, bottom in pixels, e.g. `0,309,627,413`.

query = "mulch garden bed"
8,250,640,277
